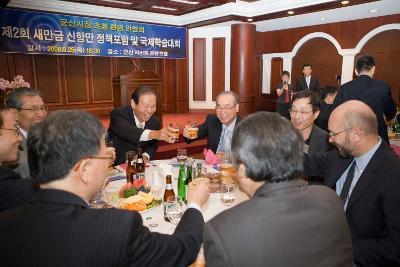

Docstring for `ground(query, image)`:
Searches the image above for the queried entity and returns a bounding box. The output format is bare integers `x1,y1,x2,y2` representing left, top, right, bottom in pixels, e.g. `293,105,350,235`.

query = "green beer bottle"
178,162,186,202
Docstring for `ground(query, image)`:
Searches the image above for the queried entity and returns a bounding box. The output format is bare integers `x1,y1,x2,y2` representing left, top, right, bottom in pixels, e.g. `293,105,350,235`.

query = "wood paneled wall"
0,53,189,116
193,38,206,101
256,14,400,110
212,37,225,101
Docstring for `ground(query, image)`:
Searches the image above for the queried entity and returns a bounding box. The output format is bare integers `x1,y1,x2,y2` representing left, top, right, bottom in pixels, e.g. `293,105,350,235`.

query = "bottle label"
166,184,172,190
137,159,143,163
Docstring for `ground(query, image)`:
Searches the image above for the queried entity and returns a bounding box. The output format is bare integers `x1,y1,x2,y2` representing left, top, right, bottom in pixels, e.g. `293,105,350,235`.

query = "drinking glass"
177,148,187,163
169,123,179,142
186,121,199,139
220,183,235,206
220,158,235,184
165,196,185,225
150,185,163,206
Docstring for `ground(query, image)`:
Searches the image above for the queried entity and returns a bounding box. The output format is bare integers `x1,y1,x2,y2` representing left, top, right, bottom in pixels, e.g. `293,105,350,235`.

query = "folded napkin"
203,148,220,165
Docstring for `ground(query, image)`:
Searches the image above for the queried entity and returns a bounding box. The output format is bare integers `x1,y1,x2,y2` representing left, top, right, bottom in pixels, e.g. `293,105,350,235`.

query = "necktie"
218,127,227,153
340,161,356,203
284,87,290,103
306,76,310,89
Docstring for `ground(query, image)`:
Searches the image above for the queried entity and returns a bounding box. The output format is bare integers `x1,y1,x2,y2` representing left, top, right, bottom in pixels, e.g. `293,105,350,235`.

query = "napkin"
203,148,220,165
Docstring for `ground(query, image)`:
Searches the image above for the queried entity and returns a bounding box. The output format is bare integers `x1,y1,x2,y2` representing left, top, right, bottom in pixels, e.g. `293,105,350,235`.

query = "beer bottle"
184,163,193,202
163,175,175,222
126,152,136,183
136,147,145,180
177,162,186,202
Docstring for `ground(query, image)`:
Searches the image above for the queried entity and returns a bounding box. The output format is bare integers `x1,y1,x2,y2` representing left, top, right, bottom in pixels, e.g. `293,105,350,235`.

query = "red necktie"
284,88,290,103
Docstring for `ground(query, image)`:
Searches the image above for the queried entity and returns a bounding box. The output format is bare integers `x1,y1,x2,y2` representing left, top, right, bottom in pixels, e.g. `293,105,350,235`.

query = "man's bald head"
330,100,378,136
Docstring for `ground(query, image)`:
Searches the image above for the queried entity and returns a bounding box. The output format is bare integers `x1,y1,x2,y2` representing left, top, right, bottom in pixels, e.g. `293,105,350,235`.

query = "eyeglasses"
18,106,48,113
0,127,20,136
87,155,114,160
328,127,353,138
288,109,313,116
215,105,236,112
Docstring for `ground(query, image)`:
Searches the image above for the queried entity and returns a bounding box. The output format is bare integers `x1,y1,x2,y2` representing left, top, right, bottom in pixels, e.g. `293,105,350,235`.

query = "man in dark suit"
304,100,400,267
0,110,210,267
5,87,48,178
316,85,337,131
333,54,396,143
0,107,35,211
295,63,320,93
183,91,241,157
108,86,175,164
204,112,353,267
290,90,331,156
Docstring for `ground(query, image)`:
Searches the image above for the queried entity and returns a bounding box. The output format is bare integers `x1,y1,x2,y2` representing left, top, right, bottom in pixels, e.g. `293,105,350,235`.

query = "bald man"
304,100,400,267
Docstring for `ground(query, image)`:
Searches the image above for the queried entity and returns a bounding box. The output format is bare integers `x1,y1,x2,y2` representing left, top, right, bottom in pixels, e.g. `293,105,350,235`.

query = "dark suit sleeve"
295,78,302,92
203,221,233,267
303,152,329,177
109,108,145,145
353,173,400,266
124,208,204,267
383,84,397,121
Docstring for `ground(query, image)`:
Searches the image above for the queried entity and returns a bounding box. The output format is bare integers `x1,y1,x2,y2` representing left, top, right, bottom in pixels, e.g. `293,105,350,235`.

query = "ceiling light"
247,18,253,22
320,17,327,21
287,11,294,15
151,5,178,11
341,1,350,5
368,9,380,13
98,0,131,4
170,0,199,4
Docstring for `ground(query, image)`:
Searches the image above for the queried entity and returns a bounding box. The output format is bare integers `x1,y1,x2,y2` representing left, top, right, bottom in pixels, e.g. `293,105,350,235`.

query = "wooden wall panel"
257,14,400,53
175,59,189,113
292,38,342,89
33,55,61,104
161,59,176,114
0,53,10,80
193,38,206,101
64,56,89,103
91,57,113,102
361,30,400,104
212,37,225,101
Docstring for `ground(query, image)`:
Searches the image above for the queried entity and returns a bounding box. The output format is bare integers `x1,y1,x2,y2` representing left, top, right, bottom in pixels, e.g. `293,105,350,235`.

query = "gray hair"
5,87,43,109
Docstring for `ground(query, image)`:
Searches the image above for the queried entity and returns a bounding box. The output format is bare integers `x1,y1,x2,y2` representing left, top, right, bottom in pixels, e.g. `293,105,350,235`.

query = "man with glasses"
304,100,400,266
184,91,241,157
5,87,47,178
0,107,35,211
290,90,331,156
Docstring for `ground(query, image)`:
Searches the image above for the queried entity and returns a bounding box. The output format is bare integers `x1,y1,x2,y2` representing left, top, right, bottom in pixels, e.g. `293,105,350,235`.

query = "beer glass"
169,123,179,142
177,148,187,163
165,196,185,225
220,158,235,184
185,121,199,139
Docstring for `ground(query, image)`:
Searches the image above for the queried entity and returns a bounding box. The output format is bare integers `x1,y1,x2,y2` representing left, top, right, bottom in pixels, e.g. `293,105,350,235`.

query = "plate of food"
117,178,162,212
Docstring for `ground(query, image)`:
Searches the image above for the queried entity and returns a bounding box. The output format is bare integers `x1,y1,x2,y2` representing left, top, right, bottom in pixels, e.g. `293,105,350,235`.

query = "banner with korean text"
0,8,186,58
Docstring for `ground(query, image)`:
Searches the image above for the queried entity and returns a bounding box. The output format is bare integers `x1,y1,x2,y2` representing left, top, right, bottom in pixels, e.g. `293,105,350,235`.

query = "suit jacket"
295,75,320,93
307,125,331,155
185,114,241,153
108,106,161,164
315,101,333,131
204,179,354,267
304,142,400,267
333,75,397,143
14,134,30,179
0,189,204,267
0,166,35,212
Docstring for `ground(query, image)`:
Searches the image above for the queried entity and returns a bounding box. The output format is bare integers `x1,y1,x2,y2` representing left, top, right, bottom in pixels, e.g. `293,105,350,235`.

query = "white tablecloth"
107,159,249,234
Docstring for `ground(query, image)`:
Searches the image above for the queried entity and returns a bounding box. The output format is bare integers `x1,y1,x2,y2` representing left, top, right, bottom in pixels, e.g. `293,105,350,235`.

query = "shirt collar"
354,137,382,171
133,113,145,128
222,117,237,131
17,125,28,138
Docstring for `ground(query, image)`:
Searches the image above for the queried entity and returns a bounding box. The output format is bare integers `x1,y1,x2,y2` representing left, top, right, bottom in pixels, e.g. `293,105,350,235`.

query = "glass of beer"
186,121,199,139
220,183,235,206
177,148,187,163
220,158,235,184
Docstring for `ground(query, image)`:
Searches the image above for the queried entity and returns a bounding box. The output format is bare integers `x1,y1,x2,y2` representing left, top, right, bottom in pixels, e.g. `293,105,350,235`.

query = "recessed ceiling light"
287,10,294,15
98,0,131,5
170,0,199,4
151,5,178,11
341,0,350,5
320,17,327,21
247,18,253,22
368,9,380,13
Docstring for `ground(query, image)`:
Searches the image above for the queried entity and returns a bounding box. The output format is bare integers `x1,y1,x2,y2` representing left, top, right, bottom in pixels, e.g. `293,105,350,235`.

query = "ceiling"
3,0,400,31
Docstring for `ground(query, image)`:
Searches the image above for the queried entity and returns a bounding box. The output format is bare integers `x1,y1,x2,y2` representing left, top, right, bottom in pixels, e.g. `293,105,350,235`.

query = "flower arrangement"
0,75,30,95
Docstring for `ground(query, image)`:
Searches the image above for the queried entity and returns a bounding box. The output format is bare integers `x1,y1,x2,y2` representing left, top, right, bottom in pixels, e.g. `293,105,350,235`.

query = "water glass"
177,148,187,163
165,196,185,225
220,183,235,206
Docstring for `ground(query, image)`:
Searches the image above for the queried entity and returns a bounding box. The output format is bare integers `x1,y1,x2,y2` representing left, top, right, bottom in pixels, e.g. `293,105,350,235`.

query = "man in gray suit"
203,112,354,267
5,87,47,178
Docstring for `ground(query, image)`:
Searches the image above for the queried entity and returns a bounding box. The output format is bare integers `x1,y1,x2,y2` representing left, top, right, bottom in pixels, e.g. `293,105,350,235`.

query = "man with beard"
304,100,400,267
